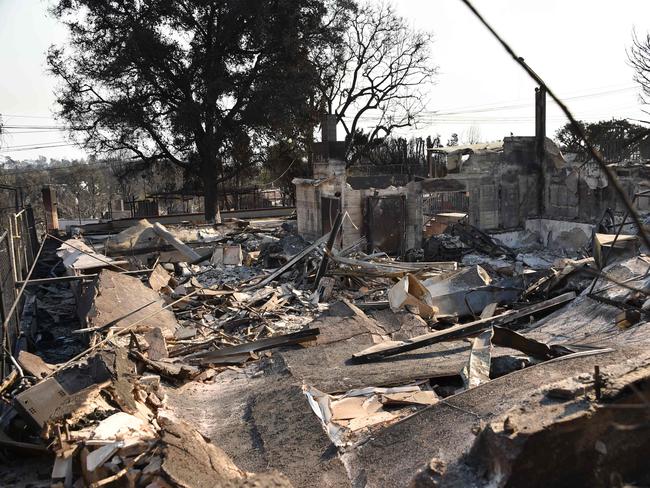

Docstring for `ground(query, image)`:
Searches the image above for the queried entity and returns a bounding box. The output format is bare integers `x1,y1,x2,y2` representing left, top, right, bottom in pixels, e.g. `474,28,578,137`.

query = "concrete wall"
294,182,321,241
545,162,650,223
295,135,650,251
294,169,423,251
446,137,542,232
525,218,593,250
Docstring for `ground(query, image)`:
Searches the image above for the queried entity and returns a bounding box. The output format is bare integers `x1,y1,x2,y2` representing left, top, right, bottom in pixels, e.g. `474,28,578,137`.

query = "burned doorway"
321,196,341,236
366,195,406,255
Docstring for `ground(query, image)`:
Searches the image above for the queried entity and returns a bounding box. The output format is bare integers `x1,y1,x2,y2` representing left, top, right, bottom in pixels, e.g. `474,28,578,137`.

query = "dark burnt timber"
313,211,343,290
187,328,320,365
352,292,576,362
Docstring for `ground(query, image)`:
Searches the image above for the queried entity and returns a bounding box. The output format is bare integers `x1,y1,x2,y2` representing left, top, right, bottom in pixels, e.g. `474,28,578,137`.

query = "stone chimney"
321,113,338,143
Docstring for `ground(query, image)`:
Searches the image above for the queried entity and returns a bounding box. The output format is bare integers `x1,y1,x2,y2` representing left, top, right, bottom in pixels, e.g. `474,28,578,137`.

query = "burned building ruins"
295,108,650,256
4,1,650,484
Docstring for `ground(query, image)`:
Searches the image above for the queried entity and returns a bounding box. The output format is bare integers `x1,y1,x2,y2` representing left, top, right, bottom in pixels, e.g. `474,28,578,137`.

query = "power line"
1,125,67,130
340,85,642,124
0,140,71,149
1,129,67,135
0,143,77,153
429,86,638,116
0,114,57,119
458,0,650,252
0,161,113,176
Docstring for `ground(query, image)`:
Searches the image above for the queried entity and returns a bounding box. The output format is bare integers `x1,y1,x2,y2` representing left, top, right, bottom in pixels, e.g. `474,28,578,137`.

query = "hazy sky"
1,0,650,160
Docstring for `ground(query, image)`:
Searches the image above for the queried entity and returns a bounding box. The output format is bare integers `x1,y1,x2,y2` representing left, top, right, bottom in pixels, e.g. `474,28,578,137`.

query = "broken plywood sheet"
380,390,438,406
282,336,467,393
308,301,386,346
57,238,127,273
17,351,55,379
593,233,639,268
305,384,437,446
79,269,178,335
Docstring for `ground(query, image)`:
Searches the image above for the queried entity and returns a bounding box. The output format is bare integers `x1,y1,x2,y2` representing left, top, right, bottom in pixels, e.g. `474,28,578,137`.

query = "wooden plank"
0,430,48,453
352,292,576,363
189,328,320,365
148,264,171,292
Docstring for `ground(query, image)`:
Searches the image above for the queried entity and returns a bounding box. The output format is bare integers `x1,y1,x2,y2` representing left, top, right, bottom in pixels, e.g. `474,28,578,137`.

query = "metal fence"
0,206,39,378
422,191,470,216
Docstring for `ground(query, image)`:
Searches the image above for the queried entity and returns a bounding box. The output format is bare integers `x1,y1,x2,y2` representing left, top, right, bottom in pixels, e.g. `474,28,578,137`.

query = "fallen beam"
187,328,320,365
152,222,202,261
16,268,155,287
329,255,457,278
352,292,576,362
491,326,574,360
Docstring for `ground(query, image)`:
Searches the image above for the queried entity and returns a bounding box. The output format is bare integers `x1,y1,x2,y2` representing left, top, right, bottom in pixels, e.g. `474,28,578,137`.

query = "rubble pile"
2,215,650,487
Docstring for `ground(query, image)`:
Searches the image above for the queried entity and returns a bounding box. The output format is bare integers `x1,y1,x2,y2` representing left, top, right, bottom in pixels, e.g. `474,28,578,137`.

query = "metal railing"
422,191,470,216
0,206,39,378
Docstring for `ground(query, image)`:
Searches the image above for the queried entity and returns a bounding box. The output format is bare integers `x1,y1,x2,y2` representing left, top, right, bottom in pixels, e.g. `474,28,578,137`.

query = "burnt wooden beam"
352,292,576,363
187,328,320,365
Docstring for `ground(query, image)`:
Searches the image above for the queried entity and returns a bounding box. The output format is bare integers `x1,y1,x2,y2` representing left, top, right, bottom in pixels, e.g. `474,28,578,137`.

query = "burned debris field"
3,0,650,487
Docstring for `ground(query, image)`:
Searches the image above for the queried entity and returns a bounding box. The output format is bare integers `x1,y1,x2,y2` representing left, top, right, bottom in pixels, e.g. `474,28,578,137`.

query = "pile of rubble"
2,215,650,487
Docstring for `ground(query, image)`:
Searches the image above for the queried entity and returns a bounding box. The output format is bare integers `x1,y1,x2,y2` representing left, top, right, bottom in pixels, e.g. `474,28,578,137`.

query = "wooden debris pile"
3,346,292,487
